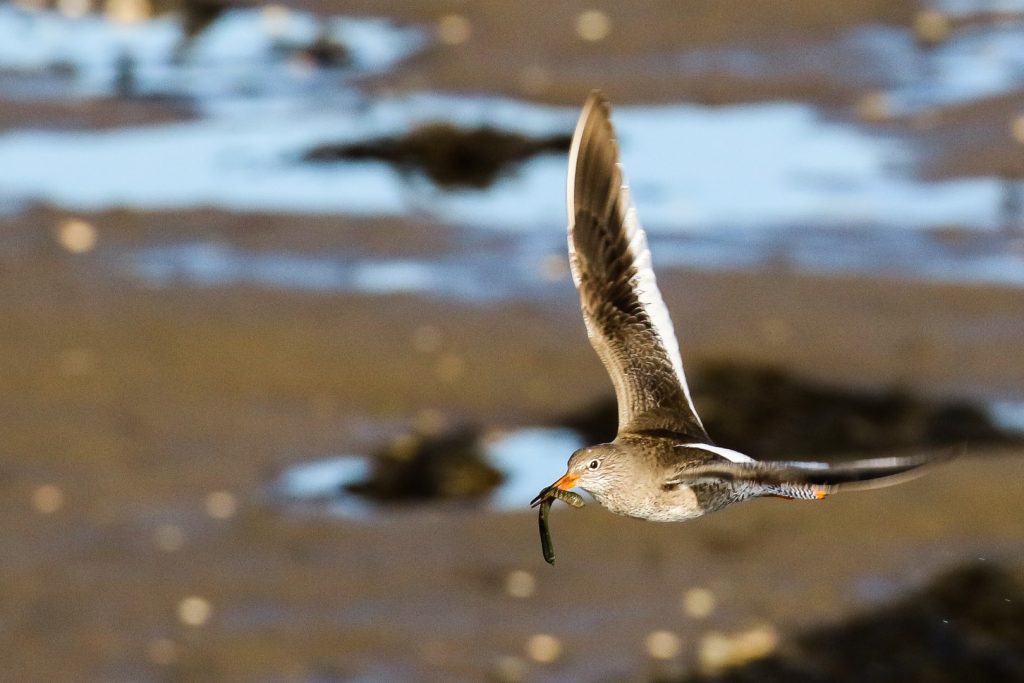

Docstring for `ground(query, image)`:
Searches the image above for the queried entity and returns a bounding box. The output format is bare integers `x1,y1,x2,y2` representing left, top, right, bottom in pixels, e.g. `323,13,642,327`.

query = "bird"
532,92,955,522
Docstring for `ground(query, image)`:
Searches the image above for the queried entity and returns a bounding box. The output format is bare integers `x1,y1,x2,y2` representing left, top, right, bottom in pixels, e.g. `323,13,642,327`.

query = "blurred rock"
303,28,350,69
179,0,224,43
678,563,1024,682
345,425,504,502
269,25,350,69
557,362,1018,458
303,123,572,190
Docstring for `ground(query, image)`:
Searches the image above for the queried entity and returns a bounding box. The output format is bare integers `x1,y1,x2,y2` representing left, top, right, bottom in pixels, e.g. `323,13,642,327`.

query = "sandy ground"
0,94,194,132
3,0,1024,680
312,0,916,106
1,207,1023,681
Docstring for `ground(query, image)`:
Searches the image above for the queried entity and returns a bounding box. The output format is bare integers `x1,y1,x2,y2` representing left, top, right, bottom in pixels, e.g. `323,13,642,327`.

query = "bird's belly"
642,505,706,522
594,485,705,522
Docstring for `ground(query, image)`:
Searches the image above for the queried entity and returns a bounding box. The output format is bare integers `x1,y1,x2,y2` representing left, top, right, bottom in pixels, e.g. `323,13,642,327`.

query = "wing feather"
669,449,960,495
567,92,707,440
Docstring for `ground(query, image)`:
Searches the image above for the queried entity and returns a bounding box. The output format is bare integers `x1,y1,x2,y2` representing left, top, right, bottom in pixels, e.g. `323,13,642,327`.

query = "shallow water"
4,4,1024,291
0,5,425,102
276,428,584,518
119,234,569,302
990,400,1024,433
1,4,1022,236
0,96,1007,232
117,227,1024,302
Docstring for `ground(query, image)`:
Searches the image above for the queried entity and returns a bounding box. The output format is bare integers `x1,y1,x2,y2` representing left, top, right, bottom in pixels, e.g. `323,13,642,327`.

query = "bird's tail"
681,446,962,500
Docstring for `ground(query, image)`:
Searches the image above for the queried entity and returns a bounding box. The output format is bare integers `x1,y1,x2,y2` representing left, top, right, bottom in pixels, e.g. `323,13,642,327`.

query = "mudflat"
3,0,1024,678
2,207,1022,680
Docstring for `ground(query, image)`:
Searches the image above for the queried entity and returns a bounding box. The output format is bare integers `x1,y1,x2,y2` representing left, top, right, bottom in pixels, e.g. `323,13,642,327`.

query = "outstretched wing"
567,91,707,441
668,449,959,499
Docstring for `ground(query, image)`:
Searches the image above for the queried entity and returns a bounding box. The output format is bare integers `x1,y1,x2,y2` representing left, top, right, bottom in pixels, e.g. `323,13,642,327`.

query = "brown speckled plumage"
535,92,954,522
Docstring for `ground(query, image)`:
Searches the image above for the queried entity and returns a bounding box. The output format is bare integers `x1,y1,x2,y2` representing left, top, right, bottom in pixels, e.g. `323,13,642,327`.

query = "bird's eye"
588,459,600,470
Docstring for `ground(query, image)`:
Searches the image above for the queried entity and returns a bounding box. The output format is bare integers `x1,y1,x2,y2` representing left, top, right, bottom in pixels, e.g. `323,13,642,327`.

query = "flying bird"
532,92,953,525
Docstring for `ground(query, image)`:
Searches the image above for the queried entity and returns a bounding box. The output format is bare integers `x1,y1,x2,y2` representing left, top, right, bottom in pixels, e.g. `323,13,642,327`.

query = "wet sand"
318,0,915,105
0,92,195,131
2,207,1023,680
3,0,1024,679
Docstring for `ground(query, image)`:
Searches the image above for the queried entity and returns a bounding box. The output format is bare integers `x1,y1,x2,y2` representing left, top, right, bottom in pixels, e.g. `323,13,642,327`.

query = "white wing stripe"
677,443,755,463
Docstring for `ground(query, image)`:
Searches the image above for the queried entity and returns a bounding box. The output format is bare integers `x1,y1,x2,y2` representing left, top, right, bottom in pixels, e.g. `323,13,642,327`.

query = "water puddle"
276,455,377,519
0,4,425,103
655,227,1024,288
117,227,1024,302
0,97,1007,232
989,400,1024,433
4,3,1024,292
276,428,583,518
119,236,570,302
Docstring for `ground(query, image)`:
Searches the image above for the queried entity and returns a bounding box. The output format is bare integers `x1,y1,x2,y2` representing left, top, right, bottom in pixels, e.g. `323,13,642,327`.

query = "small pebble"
698,625,778,674
575,9,611,42
177,596,212,627
55,218,97,253
104,0,150,24
525,633,561,664
505,569,536,599
645,630,682,660
682,587,716,618
32,484,64,514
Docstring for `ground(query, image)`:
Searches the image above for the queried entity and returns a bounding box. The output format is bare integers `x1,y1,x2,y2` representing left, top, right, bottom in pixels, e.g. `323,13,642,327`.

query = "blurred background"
1,0,1023,680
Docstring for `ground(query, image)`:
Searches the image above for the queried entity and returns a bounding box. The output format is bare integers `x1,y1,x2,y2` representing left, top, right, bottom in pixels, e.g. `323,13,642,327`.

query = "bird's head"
546,443,628,500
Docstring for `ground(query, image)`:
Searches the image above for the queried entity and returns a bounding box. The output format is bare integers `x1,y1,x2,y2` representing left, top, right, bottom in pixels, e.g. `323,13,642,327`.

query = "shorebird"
532,92,953,523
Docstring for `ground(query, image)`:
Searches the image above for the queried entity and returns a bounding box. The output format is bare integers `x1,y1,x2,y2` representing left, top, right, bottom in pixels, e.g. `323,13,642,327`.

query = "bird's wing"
567,91,708,441
666,449,960,499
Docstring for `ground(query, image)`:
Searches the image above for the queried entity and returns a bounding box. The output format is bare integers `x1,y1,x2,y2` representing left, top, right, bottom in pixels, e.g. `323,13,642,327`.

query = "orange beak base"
553,472,579,491
530,471,579,507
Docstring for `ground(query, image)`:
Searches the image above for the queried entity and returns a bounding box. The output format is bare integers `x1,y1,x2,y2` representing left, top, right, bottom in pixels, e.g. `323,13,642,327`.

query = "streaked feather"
568,92,707,441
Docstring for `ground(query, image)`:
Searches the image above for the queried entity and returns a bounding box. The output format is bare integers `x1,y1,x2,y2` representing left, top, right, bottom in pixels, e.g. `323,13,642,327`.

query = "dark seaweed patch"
677,563,1024,683
304,123,571,189
558,362,1019,459
345,425,504,502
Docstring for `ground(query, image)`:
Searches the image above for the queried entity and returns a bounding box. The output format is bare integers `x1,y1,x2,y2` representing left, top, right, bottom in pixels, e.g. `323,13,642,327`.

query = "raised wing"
668,450,959,498
567,92,707,441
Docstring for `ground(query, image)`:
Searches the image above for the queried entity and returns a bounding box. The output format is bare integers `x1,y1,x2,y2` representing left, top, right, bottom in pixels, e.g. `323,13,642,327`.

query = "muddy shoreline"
3,0,1024,679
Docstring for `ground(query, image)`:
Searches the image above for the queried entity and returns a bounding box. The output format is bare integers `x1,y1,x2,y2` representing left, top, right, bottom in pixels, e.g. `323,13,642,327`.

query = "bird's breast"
594,484,706,522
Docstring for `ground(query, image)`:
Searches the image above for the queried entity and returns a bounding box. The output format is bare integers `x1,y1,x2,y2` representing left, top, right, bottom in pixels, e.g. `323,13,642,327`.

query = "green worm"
535,487,585,564
538,496,556,565
549,488,585,508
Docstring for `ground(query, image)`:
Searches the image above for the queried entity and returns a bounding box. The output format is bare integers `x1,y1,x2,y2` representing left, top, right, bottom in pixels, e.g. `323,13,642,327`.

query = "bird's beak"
530,471,579,507
552,471,580,491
